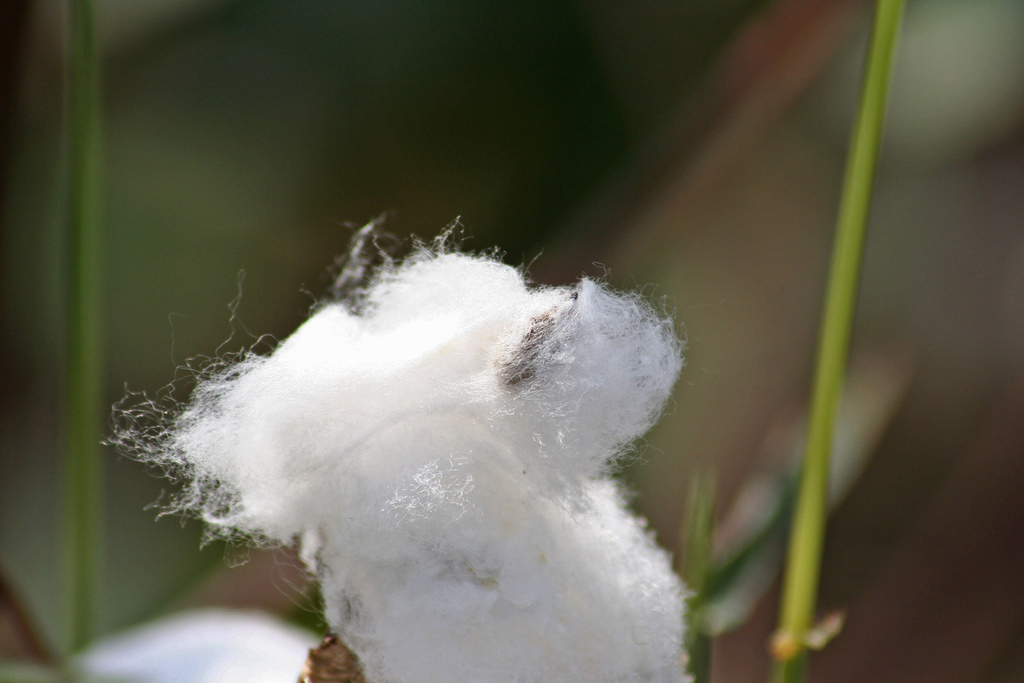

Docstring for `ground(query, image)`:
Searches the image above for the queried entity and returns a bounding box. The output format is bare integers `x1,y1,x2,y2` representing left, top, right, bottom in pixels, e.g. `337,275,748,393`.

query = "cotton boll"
116,235,687,682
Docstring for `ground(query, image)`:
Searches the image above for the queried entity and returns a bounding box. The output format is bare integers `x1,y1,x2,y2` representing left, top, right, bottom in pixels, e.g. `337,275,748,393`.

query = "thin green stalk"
771,1,903,681
682,471,715,683
64,0,103,654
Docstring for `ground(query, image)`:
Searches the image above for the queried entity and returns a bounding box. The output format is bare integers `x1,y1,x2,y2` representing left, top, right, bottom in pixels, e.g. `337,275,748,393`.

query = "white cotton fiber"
117,231,687,682
77,610,317,683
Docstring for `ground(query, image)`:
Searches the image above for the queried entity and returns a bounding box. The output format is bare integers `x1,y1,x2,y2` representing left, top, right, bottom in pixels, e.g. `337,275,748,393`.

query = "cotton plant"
114,227,688,683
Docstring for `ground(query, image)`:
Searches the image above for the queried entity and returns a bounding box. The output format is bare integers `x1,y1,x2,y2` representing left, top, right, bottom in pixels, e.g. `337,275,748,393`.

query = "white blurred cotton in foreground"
77,610,316,683
116,232,687,682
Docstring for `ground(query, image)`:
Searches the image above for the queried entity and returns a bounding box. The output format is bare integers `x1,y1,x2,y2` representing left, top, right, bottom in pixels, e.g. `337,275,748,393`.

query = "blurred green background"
2,0,1024,680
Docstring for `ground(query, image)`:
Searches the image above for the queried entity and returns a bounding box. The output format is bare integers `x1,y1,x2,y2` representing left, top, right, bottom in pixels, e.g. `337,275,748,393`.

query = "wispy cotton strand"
114,227,688,682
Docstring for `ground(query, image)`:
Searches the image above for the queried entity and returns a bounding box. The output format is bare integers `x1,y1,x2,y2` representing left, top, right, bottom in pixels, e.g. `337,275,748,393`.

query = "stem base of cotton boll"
297,634,365,683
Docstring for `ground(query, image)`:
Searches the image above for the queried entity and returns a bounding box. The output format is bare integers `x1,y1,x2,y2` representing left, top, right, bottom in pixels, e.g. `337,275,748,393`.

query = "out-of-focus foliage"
2,0,1024,680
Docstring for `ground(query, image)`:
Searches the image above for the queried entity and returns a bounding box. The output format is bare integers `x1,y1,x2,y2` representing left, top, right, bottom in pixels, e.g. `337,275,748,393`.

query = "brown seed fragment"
497,290,578,387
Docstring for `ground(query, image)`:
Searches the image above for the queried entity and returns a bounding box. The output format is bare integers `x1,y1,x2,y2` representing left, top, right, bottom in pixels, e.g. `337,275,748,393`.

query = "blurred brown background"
2,0,1023,681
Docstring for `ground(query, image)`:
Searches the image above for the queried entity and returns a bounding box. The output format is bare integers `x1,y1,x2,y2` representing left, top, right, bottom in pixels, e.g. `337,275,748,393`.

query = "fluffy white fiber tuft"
116,229,688,682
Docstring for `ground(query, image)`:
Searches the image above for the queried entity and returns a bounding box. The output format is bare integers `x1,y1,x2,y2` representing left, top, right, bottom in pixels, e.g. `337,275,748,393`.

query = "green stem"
683,471,715,683
771,1,903,681
64,0,103,654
